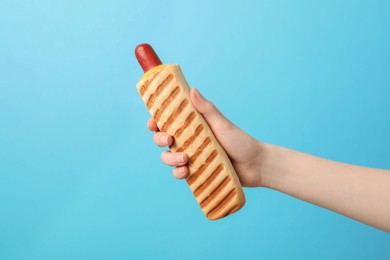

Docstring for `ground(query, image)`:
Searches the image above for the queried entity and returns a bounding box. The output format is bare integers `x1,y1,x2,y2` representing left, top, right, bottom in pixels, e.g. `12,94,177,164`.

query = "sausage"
135,43,162,73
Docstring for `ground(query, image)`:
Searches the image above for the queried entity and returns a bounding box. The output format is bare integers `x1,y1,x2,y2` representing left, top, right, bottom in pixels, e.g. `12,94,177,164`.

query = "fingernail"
161,135,169,145
180,154,186,164
164,135,169,145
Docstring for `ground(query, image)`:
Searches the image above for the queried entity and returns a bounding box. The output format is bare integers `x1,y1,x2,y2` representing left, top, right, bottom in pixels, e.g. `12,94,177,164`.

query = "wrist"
257,142,283,189
248,140,270,188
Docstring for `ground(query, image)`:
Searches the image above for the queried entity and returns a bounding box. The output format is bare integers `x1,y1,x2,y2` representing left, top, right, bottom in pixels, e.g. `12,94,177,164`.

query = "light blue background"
1,0,389,259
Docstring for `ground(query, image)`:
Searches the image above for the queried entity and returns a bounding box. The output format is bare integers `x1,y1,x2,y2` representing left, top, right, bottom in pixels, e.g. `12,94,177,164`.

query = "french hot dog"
135,43,245,220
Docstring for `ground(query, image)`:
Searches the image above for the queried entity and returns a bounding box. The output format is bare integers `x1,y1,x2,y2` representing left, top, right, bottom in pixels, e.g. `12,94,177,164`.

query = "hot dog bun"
136,64,245,220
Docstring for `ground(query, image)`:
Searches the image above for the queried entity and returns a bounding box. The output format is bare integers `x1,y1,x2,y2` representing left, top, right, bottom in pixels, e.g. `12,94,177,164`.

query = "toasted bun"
137,64,245,220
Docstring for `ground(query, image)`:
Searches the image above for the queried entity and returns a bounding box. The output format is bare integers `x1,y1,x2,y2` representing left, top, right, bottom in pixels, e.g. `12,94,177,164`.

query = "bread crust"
137,64,245,220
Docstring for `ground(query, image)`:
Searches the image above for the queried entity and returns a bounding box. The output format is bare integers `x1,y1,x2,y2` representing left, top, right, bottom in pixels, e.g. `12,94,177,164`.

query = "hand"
147,88,264,187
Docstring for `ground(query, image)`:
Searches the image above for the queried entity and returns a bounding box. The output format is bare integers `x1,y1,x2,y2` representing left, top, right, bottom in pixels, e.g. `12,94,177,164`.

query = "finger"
173,166,189,179
147,118,159,132
153,132,173,147
161,151,188,166
190,88,234,131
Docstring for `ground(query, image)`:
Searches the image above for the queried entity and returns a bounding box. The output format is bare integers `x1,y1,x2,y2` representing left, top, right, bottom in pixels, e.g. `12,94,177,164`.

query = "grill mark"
200,176,231,208
176,124,204,153
161,99,189,133
206,189,237,219
146,74,174,109
226,204,240,216
139,71,161,97
174,112,196,138
154,86,180,122
190,137,211,164
187,150,218,185
193,164,223,197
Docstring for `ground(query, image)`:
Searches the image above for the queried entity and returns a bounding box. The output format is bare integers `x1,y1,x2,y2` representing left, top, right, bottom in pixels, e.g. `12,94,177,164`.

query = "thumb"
190,88,234,133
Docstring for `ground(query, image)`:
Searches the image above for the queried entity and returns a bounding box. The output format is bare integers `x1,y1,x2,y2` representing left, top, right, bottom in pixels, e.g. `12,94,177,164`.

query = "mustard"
139,64,168,81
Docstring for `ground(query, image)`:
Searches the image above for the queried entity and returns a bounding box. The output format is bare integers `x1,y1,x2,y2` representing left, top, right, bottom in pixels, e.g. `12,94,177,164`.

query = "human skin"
147,88,390,233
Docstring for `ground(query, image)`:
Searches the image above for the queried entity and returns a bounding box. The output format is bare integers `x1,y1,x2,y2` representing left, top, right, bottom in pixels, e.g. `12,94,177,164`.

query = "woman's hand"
147,88,264,187
146,88,390,232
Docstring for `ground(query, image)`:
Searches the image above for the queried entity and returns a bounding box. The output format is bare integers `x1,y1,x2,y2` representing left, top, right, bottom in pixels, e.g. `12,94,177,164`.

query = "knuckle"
160,151,169,163
161,151,177,166
204,101,215,112
154,134,161,146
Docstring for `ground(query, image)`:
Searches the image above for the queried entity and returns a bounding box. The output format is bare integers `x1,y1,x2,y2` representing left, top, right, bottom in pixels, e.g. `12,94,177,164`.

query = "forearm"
259,143,390,232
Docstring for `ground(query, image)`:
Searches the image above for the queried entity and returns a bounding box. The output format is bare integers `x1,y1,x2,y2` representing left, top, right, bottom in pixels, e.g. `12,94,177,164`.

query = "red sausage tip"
135,43,163,73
